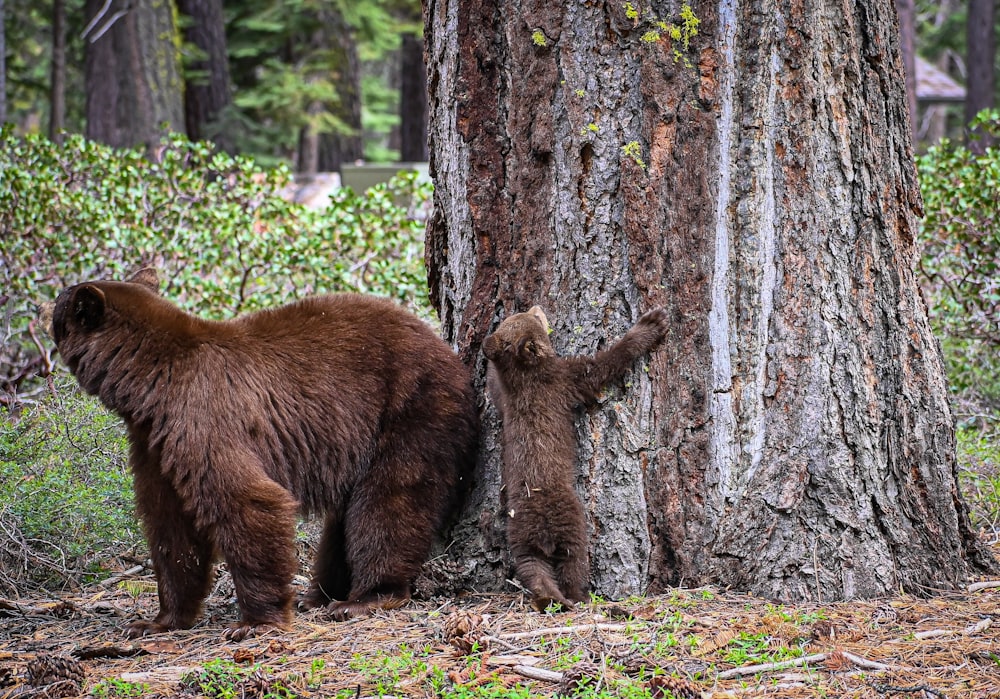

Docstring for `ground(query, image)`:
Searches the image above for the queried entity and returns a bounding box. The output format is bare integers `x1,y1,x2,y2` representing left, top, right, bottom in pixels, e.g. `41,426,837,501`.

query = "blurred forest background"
0,0,428,168
0,0,998,163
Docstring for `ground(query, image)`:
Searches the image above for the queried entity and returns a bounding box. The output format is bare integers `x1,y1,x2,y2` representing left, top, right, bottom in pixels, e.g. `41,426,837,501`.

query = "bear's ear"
71,285,107,332
515,336,541,363
126,267,159,293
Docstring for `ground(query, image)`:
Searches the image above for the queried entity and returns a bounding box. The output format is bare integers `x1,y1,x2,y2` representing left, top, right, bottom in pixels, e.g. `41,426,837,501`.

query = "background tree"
48,0,66,142
965,0,996,149
177,0,233,153
424,0,998,600
1,0,6,124
83,0,184,148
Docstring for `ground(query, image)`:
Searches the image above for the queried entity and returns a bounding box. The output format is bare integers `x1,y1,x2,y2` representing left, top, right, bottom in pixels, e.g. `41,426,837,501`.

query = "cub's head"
483,305,555,367
46,267,160,346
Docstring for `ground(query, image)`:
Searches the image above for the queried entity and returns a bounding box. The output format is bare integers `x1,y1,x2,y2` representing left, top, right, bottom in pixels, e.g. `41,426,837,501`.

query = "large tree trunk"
424,0,998,602
84,0,184,149
176,0,233,152
965,0,996,151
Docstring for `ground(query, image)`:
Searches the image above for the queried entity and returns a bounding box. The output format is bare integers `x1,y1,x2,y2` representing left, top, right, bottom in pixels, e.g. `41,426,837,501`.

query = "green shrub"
0,128,432,406
917,110,1000,404
0,377,138,592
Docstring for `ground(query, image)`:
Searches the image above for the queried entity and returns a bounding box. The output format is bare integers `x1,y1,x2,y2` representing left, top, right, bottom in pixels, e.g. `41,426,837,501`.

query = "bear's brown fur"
483,306,668,610
48,269,479,639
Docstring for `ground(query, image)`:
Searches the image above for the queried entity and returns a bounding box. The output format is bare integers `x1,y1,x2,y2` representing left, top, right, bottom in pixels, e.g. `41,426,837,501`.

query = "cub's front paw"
633,307,670,348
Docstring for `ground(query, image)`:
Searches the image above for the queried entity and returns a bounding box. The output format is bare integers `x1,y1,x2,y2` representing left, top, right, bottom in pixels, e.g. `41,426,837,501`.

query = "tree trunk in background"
399,32,428,161
0,0,6,124
424,0,998,602
965,0,996,151
176,0,233,152
84,0,184,149
301,6,362,172
895,0,917,132
49,0,67,142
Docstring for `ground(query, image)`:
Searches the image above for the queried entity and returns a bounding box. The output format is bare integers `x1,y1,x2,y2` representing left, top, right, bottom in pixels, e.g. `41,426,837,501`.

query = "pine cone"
443,610,489,654
810,619,836,642
413,558,466,599
557,662,601,696
869,602,898,626
648,674,702,699
26,655,84,698
240,668,280,699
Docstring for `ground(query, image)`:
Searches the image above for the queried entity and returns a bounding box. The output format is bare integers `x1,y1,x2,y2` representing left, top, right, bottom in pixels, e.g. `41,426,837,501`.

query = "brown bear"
483,305,668,610
47,268,479,640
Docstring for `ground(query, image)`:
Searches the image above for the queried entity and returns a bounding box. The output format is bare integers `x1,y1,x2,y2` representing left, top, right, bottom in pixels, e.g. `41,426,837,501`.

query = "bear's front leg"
128,453,214,638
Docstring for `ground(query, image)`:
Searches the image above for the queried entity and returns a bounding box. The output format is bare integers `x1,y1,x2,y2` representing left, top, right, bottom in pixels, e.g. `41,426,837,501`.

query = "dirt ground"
2,554,999,699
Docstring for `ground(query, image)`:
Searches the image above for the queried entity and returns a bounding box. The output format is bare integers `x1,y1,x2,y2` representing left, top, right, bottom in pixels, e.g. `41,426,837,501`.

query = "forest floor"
2,548,999,699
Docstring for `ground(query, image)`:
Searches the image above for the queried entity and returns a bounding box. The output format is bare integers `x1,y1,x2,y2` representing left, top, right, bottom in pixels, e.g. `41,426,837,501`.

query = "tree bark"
965,0,996,151
400,31,428,162
176,0,233,152
424,0,997,602
84,0,185,149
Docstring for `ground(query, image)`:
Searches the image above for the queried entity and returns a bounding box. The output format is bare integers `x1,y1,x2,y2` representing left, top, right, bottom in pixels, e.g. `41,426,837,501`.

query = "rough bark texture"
176,0,233,152
424,0,997,602
84,0,184,149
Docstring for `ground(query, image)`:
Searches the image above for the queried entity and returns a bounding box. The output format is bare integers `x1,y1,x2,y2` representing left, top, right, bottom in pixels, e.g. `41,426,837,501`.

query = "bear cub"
483,305,668,610
47,269,479,640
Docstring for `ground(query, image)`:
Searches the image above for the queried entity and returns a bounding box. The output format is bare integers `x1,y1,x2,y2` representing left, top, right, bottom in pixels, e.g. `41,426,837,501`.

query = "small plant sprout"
531,29,547,47
622,140,647,170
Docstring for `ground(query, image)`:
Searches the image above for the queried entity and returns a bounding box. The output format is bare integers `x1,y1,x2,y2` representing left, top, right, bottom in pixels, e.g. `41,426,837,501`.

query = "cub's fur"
48,269,479,639
483,306,668,610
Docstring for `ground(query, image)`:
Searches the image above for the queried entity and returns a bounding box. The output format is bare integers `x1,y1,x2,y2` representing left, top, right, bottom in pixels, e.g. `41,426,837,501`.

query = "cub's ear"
71,285,107,332
482,334,504,361
126,267,160,293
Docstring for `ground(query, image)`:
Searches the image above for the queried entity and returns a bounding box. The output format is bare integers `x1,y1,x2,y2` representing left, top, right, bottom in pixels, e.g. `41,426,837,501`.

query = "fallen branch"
716,652,828,680
498,623,631,641
510,665,563,683
967,580,1000,593
716,650,894,680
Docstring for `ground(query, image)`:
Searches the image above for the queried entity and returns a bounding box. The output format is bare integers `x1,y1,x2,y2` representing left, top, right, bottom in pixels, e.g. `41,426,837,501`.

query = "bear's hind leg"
512,549,576,611
300,513,351,610
329,471,437,620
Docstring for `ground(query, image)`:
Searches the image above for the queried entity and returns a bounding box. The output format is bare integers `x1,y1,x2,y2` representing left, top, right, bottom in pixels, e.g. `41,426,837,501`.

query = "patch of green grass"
89,678,149,698
182,659,298,699
722,632,805,666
